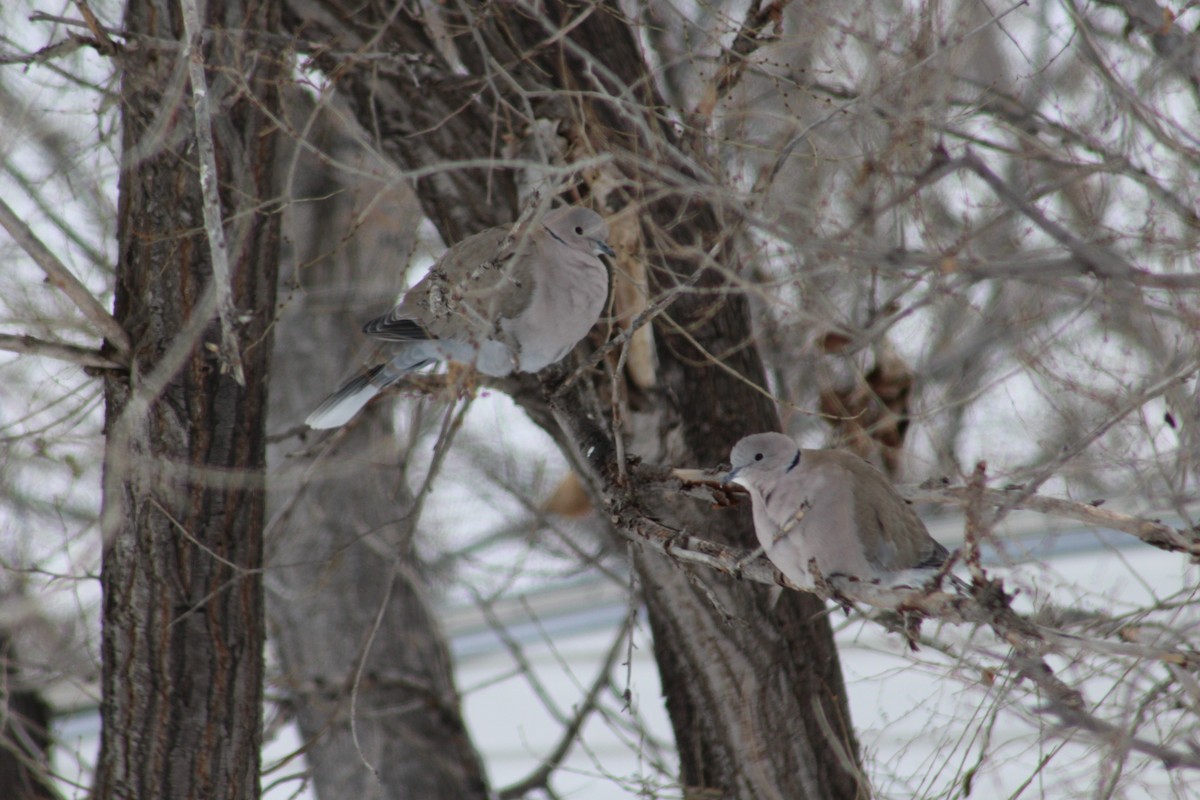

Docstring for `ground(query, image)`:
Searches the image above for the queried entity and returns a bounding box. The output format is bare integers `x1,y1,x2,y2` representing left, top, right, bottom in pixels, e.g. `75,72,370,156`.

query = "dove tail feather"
913,539,951,570
306,366,386,429
307,353,439,429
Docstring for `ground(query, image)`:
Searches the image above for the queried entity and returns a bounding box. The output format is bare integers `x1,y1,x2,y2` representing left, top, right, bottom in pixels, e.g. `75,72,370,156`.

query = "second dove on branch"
725,432,958,590
307,206,614,429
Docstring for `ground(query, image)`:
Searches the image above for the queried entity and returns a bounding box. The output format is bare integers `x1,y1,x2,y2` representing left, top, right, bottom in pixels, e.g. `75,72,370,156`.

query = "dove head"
725,433,801,490
544,207,616,258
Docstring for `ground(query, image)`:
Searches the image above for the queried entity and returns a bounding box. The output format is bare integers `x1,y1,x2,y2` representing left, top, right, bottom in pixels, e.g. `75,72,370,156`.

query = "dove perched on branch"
725,433,956,590
306,206,613,429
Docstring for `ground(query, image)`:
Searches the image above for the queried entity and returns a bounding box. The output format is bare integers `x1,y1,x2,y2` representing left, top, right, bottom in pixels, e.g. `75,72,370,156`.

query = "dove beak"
593,239,616,258
722,466,743,487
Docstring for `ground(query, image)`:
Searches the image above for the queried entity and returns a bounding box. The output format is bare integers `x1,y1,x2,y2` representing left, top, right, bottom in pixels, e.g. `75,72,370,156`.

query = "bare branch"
74,0,120,56
0,196,130,358
594,464,1200,769
956,256,1200,290
0,333,124,369
961,460,992,584
660,469,1199,673
695,0,790,117
958,149,1138,281
0,35,92,65
613,465,1200,770
671,466,1200,556
916,486,1200,556
0,155,111,272
1093,0,1200,102
498,603,634,799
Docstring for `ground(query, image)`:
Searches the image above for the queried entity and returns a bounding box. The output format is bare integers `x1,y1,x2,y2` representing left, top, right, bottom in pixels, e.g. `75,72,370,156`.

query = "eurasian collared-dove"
724,432,954,589
306,206,613,429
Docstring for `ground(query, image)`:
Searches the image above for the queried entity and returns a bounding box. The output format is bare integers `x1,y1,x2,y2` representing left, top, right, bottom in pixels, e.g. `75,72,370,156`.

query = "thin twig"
0,333,124,369
74,0,119,55
0,35,91,65
694,0,790,117
959,149,1136,280
498,601,634,799
962,460,991,584
475,594,569,726
346,556,396,791
766,0,1028,183
1,155,112,271
0,196,130,357
913,486,1200,556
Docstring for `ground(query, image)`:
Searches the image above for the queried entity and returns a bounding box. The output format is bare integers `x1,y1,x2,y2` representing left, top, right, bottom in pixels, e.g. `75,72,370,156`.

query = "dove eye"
574,226,584,235
754,453,764,461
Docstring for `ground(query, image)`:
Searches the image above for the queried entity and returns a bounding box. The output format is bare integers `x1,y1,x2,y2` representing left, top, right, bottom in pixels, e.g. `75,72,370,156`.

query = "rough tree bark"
95,2,281,798
264,92,490,800
282,2,864,797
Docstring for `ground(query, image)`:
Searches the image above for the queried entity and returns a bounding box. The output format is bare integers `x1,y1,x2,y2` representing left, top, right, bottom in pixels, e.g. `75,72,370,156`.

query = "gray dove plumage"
306,206,613,429
725,433,953,589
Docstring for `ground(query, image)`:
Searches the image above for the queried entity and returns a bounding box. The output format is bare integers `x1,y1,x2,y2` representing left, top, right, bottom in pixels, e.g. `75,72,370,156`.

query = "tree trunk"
264,91,490,800
281,2,864,797
95,2,281,798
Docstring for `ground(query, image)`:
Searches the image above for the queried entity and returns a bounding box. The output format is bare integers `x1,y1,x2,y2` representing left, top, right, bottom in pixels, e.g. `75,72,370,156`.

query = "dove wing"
837,453,945,571
364,226,538,343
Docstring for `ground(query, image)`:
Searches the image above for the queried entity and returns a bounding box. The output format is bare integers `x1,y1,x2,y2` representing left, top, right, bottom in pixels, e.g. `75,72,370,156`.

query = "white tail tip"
305,383,381,429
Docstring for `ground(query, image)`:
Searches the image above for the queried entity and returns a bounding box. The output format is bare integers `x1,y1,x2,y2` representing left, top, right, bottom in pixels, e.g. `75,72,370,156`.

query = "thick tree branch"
600,462,1200,771
281,2,864,795
662,466,1200,672
673,466,1200,556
